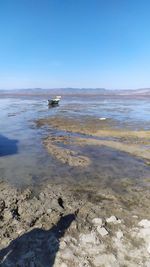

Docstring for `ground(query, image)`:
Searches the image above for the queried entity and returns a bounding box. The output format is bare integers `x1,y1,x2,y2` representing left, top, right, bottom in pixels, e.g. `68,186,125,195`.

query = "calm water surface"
0,95,150,188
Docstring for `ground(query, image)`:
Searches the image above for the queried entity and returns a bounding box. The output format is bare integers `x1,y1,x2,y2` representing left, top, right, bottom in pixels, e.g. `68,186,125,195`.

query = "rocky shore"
0,181,150,266
0,115,150,266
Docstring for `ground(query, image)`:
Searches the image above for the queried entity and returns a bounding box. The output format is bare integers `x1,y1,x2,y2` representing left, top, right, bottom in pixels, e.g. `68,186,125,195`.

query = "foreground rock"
0,181,150,266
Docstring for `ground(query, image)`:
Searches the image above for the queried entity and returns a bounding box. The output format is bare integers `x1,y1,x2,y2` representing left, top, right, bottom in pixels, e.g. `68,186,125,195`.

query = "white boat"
48,96,61,106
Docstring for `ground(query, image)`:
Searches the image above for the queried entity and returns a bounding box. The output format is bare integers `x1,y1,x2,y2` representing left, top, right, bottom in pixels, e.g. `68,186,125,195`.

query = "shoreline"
0,181,150,266
0,114,150,266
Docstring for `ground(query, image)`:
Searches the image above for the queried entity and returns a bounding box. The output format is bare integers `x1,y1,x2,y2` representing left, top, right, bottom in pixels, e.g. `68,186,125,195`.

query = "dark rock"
0,199,5,212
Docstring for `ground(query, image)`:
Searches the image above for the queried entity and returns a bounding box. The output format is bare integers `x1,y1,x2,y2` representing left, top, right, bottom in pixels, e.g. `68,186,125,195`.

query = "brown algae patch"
73,137,150,161
43,137,91,167
37,115,150,164
36,115,150,140
36,116,115,134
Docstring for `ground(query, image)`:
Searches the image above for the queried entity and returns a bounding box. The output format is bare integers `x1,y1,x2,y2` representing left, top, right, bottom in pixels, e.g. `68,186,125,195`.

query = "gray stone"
0,199,5,212
93,254,118,267
79,232,99,245
97,226,108,237
60,263,68,267
3,209,12,221
106,215,121,224
47,208,52,214
138,219,150,228
92,218,103,227
116,230,123,239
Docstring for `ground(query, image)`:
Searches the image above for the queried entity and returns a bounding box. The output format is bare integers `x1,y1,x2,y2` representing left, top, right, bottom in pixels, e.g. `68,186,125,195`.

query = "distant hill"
0,88,150,96
0,88,107,95
113,88,150,95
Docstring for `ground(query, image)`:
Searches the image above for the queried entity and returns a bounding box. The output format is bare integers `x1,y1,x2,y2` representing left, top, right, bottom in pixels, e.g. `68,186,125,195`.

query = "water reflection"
0,135,18,157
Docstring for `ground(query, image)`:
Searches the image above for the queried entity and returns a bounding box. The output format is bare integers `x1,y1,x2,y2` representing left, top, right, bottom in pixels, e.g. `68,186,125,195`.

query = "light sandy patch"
96,129,150,139
44,138,91,167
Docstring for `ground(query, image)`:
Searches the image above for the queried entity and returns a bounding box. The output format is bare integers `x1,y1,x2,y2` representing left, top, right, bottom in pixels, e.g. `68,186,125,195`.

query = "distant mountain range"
0,88,150,96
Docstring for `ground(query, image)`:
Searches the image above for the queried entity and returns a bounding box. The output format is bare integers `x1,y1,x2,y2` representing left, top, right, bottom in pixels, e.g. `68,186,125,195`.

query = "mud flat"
0,181,150,266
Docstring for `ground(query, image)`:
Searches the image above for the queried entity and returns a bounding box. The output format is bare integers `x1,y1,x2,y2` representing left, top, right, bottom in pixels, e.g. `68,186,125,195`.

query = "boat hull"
48,99,60,106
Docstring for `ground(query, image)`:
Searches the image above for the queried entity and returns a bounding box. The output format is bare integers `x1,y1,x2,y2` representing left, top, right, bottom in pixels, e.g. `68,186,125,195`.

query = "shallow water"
0,95,150,188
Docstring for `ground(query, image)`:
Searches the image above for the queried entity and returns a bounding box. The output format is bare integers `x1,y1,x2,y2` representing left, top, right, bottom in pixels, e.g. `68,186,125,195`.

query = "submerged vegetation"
36,115,150,165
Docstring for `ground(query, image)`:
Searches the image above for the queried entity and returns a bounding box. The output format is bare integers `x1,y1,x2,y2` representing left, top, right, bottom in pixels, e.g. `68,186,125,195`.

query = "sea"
0,94,150,190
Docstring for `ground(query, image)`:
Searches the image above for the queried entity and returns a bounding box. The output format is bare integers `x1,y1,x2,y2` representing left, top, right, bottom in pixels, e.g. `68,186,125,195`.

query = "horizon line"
1,87,150,91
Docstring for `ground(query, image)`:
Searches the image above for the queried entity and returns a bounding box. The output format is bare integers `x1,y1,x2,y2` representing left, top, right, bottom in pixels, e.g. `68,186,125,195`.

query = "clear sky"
0,0,150,89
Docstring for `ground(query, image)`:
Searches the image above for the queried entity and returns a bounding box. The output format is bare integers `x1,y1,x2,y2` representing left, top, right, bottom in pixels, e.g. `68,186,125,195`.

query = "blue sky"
0,0,150,89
